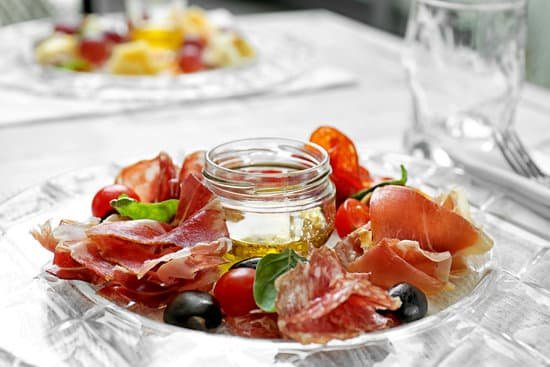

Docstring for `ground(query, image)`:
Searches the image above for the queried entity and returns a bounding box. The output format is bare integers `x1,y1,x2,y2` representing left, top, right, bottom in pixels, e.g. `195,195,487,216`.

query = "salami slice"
275,246,400,344
225,311,281,339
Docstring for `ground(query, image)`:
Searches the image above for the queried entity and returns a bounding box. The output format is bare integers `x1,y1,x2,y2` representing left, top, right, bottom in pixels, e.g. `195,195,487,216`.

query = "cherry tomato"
79,38,110,65
335,198,370,238
54,23,78,34
177,44,203,73
213,268,256,316
91,184,140,219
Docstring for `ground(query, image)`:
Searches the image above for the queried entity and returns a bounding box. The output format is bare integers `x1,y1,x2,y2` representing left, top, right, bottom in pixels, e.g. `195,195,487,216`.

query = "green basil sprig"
253,249,306,312
110,195,179,223
351,164,408,201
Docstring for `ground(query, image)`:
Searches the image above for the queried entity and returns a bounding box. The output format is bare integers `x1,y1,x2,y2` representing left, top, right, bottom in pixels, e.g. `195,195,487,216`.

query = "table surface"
1,9,550,201
1,9,550,367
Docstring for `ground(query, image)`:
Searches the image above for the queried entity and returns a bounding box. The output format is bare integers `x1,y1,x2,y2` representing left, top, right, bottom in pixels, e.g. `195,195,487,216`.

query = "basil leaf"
110,196,179,223
253,249,306,313
351,164,408,201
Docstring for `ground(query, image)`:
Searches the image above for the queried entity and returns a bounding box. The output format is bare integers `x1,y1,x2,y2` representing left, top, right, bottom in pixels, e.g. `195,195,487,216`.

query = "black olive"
163,291,222,331
388,283,428,323
229,257,261,270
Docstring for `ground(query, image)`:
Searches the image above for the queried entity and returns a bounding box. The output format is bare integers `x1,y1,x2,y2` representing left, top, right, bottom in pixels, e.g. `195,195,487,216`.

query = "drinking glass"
403,0,527,152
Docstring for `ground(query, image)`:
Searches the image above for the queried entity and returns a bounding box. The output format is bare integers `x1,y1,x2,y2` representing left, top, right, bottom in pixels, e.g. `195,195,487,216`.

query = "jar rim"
204,137,330,184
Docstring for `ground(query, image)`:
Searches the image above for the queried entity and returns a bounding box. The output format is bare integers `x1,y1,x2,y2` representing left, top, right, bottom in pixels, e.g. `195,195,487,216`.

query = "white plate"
9,15,312,102
0,153,548,366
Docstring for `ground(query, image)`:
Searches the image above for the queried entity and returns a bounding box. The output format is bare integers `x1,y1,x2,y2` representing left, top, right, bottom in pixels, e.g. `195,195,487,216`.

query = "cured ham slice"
225,311,281,339
369,186,492,271
32,218,100,252
115,152,178,202
31,221,58,252
341,237,452,295
98,268,220,308
137,238,231,282
275,246,400,344
173,174,215,224
178,151,206,183
86,199,228,272
69,240,116,281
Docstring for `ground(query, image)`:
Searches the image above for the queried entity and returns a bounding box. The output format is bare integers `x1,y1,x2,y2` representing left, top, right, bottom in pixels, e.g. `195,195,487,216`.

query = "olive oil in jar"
223,205,334,264
204,138,336,263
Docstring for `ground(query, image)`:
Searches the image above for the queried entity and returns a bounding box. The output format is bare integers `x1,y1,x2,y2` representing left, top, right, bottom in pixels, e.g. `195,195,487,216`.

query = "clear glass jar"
203,138,336,260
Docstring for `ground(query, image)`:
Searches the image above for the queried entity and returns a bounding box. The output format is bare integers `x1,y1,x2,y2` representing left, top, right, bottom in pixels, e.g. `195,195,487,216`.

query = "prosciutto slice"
115,152,178,202
369,186,493,271
173,174,215,224
178,151,206,183
337,236,452,295
86,199,228,272
98,268,220,308
136,238,231,282
275,246,400,344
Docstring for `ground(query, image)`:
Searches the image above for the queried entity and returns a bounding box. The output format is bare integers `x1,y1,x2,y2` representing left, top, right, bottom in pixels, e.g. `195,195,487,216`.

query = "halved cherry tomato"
91,184,140,219
213,268,256,316
335,198,370,238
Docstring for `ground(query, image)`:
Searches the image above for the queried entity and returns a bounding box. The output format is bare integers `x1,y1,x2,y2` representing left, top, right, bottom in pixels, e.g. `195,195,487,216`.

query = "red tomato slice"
213,268,257,317
335,198,370,238
310,126,371,202
91,184,140,219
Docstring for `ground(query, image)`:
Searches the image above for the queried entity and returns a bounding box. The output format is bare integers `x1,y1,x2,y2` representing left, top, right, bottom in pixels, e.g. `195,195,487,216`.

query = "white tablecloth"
1,10,547,202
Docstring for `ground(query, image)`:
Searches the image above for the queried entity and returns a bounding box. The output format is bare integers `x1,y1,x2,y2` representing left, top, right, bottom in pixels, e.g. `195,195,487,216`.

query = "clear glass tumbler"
403,0,527,151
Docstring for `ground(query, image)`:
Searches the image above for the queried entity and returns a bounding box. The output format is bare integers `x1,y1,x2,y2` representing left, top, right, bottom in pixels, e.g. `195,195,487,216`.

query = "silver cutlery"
494,128,550,186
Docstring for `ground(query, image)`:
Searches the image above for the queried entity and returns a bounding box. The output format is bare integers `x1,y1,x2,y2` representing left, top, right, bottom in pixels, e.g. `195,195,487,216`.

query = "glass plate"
0,153,549,367
9,15,312,102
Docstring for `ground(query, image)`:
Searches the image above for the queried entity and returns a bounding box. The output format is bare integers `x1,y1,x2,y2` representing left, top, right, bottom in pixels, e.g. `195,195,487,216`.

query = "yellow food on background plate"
34,33,77,64
108,41,164,75
34,6,255,76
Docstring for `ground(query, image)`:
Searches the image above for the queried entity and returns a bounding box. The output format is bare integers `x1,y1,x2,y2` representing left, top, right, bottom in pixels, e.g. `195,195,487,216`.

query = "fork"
493,128,550,186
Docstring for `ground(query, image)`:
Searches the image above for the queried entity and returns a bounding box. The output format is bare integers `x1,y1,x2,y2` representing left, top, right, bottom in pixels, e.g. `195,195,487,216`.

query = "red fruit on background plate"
177,44,203,73
54,23,78,34
103,31,127,44
79,38,110,65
